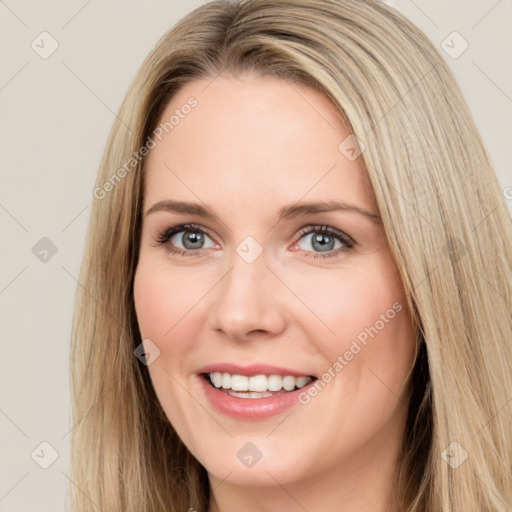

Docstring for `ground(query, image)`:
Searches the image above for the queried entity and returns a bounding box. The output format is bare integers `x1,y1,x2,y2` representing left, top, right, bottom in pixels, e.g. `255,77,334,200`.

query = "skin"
133,73,417,512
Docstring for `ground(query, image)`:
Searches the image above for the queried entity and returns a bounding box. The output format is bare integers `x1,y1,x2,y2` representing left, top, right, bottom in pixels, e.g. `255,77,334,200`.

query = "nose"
209,248,288,342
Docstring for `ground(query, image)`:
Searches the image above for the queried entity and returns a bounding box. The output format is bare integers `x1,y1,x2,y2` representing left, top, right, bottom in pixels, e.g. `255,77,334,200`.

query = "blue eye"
155,223,216,257
295,225,354,259
154,223,355,259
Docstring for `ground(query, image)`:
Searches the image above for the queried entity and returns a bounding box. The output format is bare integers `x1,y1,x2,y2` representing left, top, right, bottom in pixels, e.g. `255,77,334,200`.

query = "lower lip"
198,375,315,420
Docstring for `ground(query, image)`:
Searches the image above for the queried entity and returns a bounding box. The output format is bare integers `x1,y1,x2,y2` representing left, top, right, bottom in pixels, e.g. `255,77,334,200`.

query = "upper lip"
196,363,317,378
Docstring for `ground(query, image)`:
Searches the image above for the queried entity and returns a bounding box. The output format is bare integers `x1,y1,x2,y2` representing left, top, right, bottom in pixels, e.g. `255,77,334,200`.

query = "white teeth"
228,390,276,399
208,372,313,392
231,374,249,391
210,372,223,388
248,374,268,392
283,376,296,391
268,374,283,391
295,376,310,388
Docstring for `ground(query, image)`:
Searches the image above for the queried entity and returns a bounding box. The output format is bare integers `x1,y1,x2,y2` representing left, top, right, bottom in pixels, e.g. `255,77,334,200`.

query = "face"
133,74,417,490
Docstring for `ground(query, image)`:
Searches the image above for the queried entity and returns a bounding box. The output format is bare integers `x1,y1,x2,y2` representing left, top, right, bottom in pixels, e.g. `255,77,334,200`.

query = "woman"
69,0,512,511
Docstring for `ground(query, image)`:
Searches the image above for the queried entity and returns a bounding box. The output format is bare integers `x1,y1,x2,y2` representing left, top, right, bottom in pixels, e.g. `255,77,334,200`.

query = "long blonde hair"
68,1,512,510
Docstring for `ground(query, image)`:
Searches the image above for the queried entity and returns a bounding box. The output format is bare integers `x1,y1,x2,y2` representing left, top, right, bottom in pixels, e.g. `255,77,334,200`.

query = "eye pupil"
183,231,204,249
312,233,334,252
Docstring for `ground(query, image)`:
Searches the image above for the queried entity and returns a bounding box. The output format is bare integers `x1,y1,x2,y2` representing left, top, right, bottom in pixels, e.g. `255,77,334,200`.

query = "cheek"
134,261,190,376
297,263,406,341
133,261,201,428
298,266,415,440
134,266,166,338
297,258,416,387
134,259,200,339
133,258,217,383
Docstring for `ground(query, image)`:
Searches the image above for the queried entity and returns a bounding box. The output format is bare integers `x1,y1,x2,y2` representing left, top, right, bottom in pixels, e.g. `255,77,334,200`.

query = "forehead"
143,74,374,217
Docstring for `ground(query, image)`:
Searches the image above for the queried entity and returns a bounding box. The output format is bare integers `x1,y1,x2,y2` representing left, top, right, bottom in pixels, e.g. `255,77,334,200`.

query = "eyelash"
154,223,355,259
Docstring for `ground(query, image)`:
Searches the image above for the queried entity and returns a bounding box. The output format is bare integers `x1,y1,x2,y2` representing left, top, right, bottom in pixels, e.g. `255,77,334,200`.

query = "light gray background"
0,1,511,510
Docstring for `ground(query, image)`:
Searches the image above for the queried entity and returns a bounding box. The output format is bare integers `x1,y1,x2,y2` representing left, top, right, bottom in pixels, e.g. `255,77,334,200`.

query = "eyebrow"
144,200,381,224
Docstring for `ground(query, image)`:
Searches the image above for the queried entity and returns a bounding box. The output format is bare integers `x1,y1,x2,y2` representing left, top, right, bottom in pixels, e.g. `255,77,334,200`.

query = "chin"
194,438,308,487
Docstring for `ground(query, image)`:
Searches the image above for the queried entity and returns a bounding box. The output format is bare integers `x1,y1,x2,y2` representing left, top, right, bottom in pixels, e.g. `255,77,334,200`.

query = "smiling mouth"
202,372,317,399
